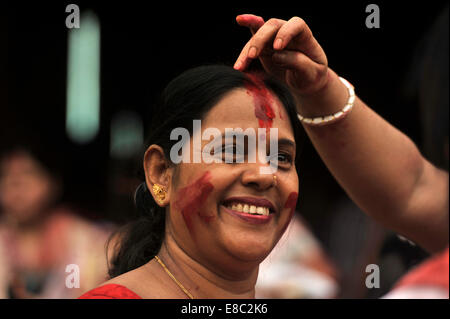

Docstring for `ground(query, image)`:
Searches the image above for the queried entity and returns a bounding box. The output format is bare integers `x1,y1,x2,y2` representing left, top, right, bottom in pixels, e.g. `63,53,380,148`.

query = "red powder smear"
245,73,276,130
174,171,215,234
280,192,299,234
236,15,252,24
284,192,298,211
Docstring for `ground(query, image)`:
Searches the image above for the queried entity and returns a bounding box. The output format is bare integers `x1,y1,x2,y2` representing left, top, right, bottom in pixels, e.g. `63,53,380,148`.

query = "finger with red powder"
236,14,265,34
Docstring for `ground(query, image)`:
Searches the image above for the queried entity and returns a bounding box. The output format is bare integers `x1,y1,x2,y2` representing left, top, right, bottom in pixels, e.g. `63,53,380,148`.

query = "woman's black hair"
107,64,305,278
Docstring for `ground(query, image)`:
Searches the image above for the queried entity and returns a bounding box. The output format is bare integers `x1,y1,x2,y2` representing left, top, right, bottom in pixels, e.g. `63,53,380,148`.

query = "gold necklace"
154,255,194,299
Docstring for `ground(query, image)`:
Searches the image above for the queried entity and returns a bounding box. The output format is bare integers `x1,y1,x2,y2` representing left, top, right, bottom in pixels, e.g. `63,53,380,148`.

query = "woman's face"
166,86,299,276
0,151,56,223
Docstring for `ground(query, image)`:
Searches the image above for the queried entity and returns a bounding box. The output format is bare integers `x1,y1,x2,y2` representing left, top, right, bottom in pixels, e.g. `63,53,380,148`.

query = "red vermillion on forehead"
244,73,276,131
174,171,215,235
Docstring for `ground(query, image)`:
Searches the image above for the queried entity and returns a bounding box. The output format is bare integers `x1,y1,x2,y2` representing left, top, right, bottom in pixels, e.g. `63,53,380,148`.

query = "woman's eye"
221,145,246,164
223,145,246,155
268,152,293,169
277,153,293,163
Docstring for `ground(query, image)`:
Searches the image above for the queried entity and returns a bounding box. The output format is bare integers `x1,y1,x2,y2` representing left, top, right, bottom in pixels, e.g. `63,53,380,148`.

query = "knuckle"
266,18,281,27
293,16,306,25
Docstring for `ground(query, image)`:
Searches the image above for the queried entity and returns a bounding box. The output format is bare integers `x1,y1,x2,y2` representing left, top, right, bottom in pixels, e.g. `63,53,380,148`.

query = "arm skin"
301,71,449,254
235,14,449,253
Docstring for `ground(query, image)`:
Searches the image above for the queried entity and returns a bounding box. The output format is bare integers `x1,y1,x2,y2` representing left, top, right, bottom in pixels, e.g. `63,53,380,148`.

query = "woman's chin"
224,238,274,264
216,207,280,262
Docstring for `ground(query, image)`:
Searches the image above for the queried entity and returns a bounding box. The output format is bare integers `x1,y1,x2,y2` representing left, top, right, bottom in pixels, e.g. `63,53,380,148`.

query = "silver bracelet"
297,76,355,126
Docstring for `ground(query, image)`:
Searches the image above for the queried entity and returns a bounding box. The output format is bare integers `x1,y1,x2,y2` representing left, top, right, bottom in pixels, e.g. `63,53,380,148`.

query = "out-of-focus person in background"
0,145,112,298
256,214,338,298
381,4,449,298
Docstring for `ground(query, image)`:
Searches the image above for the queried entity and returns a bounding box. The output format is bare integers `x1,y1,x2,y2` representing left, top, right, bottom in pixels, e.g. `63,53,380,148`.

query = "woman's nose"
241,164,275,191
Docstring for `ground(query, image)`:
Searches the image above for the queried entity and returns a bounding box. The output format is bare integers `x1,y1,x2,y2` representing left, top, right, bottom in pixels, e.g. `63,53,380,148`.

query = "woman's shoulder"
82,262,170,299
78,284,142,299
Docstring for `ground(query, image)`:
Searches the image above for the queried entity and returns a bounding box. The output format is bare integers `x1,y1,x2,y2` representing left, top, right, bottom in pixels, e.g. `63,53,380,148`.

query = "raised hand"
234,14,329,97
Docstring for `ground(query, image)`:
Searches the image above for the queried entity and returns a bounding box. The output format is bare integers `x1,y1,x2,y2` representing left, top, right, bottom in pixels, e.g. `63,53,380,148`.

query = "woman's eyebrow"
278,138,296,149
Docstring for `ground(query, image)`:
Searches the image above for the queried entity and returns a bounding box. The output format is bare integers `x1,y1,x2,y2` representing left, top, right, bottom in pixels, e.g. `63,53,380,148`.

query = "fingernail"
248,46,257,59
274,38,283,50
234,60,242,70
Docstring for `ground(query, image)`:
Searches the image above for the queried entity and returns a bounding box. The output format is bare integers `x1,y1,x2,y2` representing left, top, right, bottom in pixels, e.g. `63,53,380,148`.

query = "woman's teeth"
227,203,270,216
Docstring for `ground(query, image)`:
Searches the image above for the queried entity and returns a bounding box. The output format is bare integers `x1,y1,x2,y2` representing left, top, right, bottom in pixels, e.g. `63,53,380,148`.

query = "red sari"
79,284,142,299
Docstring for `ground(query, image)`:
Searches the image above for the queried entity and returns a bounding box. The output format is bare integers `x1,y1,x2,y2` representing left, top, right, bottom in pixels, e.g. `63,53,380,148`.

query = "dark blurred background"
1,1,448,298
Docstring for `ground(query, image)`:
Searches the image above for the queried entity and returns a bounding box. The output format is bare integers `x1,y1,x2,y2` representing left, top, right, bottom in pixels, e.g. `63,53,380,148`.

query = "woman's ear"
143,145,172,207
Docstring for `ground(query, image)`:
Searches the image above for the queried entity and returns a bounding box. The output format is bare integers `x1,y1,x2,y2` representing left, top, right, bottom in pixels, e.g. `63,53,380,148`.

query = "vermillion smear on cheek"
245,74,276,131
281,192,299,234
174,171,215,234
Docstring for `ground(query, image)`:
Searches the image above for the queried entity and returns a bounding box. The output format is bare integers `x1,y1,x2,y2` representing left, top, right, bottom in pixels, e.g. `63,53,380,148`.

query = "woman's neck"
156,236,258,299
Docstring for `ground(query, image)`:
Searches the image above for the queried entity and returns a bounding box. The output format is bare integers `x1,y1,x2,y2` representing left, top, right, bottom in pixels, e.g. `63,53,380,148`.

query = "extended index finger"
234,14,266,70
235,18,286,71
236,14,265,34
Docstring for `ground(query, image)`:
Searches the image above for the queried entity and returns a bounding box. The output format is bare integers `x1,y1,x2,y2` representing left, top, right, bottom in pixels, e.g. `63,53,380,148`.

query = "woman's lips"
222,196,276,214
221,205,273,224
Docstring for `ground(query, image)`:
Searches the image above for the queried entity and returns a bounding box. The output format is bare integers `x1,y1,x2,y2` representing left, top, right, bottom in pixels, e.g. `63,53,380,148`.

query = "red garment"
384,247,449,298
394,247,449,290
78,284,142,299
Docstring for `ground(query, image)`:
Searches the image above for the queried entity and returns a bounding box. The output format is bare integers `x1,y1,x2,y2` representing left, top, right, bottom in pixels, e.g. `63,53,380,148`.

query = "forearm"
233,14,449,252
297,70,449,252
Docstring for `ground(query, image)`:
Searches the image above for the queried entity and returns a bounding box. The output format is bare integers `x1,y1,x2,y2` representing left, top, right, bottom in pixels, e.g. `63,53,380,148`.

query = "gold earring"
152,184,166,204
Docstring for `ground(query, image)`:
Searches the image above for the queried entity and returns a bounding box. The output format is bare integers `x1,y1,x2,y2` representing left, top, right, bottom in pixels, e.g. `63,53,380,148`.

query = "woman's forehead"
201,88,293,137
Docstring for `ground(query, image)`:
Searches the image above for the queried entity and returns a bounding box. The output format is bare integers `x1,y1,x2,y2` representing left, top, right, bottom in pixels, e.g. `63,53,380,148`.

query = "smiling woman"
79,64,304,299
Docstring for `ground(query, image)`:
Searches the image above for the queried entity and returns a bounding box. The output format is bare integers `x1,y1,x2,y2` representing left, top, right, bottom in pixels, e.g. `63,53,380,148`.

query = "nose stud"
272,175,277,187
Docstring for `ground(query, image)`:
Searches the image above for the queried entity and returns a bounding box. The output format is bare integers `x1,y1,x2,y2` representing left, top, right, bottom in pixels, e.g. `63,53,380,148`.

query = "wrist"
294,69,349,118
